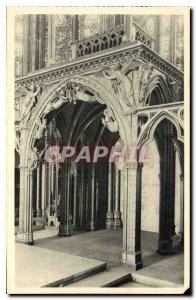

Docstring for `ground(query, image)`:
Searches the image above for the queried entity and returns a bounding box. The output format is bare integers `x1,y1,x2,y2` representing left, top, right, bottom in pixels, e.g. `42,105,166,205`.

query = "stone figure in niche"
103,60,154,112
19,84,42,125
102,107,119,133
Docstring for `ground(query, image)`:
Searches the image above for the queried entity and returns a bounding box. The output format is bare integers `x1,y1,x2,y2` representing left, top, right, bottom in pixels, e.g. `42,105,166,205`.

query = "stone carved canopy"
15,55,183,172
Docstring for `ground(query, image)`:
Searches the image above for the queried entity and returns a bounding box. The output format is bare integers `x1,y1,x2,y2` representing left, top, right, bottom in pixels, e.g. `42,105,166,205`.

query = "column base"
58,225,71,237
106,211,114,229
36,209,42,217
32,209,36,218
113,212,122,229
89,221,96,231
16,232,34,245
121,249,143,271
157,238,174,255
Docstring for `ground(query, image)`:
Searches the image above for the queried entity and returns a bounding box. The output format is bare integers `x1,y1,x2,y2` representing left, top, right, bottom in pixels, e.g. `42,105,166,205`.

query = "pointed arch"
145,74,173,106
138,110,184,148
24,75,132,166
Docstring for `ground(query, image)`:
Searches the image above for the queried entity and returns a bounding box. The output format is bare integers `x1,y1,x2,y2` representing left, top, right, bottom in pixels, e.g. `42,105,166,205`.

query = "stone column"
154,16,161,53
79,165,84,226
179,174,184,246
121,163,143,270
29,15,37,72
169,16,177,64
47,162,51,225
90,164,96,231
106,162,114,228
73,164,78,228
114,167,122,229
157,135,176,254
38,15,46,69
22,15,30,76
55,163,59,226
17,128,34,245
36,163,41,217
41,163,46,224
124,15,134,41
58,164,71,237
47,15,56,65
17,167,34,245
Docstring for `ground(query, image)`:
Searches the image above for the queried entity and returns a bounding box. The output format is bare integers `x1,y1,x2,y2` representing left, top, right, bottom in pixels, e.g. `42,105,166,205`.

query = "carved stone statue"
28,147,39,169
45,81,103,115
103,62,136,110
102,107,119,133
19,84,42,125
103,60,154,112
34,118,47,141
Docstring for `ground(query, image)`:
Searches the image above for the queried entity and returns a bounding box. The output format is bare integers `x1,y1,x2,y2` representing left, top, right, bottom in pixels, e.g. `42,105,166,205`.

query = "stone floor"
15,227,184,287
15,243,106,288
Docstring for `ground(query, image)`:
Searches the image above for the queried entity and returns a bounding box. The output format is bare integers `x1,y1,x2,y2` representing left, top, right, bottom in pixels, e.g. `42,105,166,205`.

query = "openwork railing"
73,26,125,58
133,21,155,50
71,23,155,59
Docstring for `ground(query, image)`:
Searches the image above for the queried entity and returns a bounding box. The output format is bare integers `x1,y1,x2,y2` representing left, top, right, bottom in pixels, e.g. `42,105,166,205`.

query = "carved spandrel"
45,80,104,116
103,59,154,113
16,84,42,127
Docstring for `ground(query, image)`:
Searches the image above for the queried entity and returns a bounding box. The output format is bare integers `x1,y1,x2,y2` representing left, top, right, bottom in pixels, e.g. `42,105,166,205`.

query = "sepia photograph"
6,6,190,295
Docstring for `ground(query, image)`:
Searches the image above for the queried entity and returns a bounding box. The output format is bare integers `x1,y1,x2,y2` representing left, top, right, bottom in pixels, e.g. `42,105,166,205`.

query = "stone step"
63,266,132,287
45,262,107,287
130,273,184,288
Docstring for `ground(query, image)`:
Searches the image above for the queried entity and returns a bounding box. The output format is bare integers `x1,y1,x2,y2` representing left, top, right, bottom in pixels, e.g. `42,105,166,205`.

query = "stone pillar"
169,16,177,64
36,163,41,217
73,164,78,228
90,164,96,231
157,135,176,254
29,15,37,72
121,163,143,270
41,163,46,223
47,15,56,65
155,16,161,54
22,15,30,76
113,167,122,229
58,164,71,237
38,15,46,69
17,128,34,245
106,162,114,228
124,15,134,41
17,167,34,245
179,174,184,246
79,165,84,226
47,163,51,225
55,163,59,226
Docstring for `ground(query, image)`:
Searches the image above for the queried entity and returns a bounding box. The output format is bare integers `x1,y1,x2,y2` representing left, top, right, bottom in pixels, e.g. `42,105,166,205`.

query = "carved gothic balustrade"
72,26,125,58
133,21,155,50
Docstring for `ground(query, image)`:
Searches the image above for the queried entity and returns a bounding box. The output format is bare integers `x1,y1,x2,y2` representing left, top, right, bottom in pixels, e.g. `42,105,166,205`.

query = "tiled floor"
29,227,184,285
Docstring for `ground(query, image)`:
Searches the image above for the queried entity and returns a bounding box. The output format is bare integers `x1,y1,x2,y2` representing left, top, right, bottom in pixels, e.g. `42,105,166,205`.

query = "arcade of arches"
15,23,184,271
